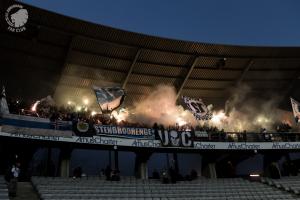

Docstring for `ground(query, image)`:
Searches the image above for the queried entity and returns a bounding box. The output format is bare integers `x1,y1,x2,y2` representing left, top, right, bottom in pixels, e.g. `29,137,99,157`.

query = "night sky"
20,0,300,46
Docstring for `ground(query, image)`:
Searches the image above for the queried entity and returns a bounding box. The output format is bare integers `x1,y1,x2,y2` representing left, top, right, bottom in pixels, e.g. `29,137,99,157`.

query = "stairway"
9,182,39,200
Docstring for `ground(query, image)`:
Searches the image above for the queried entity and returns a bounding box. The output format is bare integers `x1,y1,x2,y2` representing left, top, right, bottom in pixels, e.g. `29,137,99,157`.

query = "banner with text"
93,125,154,139
3,131,300,150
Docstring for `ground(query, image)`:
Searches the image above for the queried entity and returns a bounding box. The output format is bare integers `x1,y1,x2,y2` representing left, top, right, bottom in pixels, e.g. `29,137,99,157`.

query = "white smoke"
208,84,297,132
53,79,298,132
127,84,196,126
118,83,298,132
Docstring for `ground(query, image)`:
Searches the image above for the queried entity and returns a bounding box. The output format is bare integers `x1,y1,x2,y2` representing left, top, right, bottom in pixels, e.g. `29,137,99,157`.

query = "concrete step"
9,182,39,200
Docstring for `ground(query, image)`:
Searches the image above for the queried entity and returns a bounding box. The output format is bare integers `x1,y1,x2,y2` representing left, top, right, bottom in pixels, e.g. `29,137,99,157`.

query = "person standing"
9,163,20,197
105,165,111,180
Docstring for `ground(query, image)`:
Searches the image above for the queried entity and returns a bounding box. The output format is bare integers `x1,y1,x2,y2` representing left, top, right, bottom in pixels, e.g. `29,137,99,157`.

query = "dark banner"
94,125,154,139
158,129,194,147
72,121,155,139
72,121,95,136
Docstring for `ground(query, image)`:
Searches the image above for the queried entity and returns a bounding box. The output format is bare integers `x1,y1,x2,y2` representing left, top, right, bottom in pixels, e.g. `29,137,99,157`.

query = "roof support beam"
122,49,141,89
62,36,75,71
224,59,254,102
53,36,75,99
284,66,300,97
176,56,200,100
235,59,254,86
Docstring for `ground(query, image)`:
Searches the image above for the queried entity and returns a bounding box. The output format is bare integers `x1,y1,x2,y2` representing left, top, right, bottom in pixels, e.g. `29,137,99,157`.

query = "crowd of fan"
6,98,149,127
5,98,297,142
7,98,216,131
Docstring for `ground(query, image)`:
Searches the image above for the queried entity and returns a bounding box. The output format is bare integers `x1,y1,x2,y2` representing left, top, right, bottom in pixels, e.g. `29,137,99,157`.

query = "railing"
1,113,300,143
196,132,300,143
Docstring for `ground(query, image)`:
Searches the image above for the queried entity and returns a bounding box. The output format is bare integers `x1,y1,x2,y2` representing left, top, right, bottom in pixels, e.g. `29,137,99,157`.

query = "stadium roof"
1,1,300,108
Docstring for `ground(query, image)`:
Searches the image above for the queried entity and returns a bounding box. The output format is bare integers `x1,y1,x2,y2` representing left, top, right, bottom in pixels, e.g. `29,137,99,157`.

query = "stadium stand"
32,176,299,200
1,1,300,200
0,176,9,200
262,176,300,195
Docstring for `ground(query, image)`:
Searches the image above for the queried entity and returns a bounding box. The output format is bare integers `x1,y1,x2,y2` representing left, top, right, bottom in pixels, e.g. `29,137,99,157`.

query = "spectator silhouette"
191,169,198,180
105,165,111,180
152,169,160,179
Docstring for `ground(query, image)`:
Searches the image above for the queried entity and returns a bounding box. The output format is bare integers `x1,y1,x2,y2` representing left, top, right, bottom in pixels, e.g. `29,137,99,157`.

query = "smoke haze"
119,84,298,132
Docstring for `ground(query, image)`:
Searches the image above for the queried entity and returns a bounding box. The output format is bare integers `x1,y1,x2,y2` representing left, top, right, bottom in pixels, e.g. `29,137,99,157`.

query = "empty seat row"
0,176,9,200
262,175,300,195
32,176,298,200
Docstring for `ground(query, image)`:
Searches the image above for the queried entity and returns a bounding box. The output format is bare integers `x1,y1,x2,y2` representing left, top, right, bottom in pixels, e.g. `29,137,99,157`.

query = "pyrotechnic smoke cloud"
53,67,298,132
208,84,297,132
121,83,298,132
127,84,196,126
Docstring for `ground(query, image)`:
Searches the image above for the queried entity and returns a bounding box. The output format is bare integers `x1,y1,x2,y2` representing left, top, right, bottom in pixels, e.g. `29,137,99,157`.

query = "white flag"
93,86,125,112
290,97,300,123
0,86,9,115
182,96,212,120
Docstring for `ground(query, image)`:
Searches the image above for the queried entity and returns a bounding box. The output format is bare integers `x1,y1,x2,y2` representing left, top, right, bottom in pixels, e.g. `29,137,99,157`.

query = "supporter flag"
76,121,89,133
93,86,125,112
290,97,300,123
182,96,212,120
0,86,9,115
